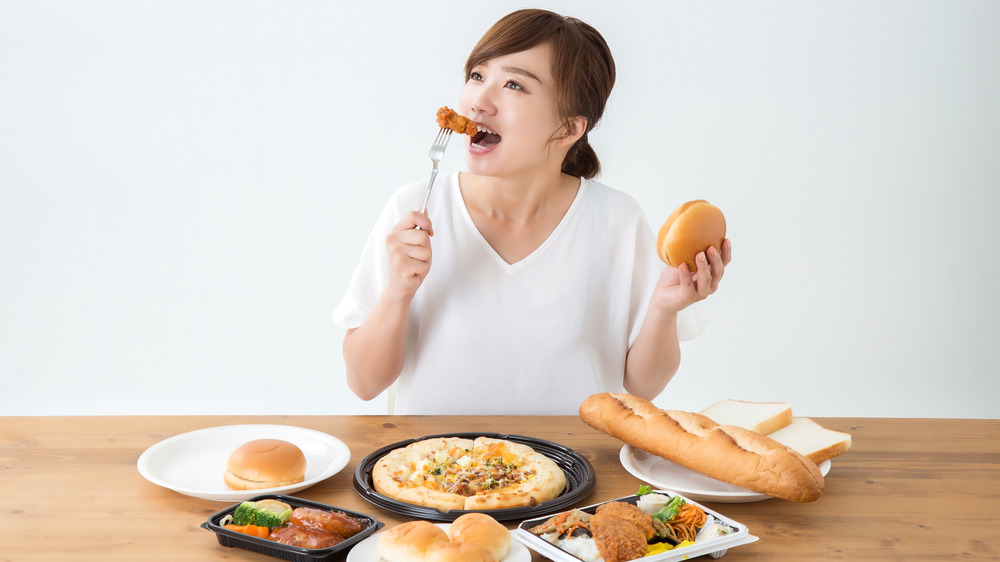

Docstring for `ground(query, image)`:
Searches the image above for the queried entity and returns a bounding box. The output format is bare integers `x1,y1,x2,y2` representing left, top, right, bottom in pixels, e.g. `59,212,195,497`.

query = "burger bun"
224,438,306,490
656,199,726,270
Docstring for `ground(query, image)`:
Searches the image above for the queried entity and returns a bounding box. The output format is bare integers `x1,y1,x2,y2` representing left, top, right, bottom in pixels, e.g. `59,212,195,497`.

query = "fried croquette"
594,501,655,541
590,512,648,562
436,106,477,136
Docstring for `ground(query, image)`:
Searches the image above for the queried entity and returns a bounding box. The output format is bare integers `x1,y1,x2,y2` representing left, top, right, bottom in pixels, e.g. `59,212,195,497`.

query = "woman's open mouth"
470,124,502,150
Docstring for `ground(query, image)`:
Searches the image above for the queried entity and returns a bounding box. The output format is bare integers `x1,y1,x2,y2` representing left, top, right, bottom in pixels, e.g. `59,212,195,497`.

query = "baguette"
579,393,825,502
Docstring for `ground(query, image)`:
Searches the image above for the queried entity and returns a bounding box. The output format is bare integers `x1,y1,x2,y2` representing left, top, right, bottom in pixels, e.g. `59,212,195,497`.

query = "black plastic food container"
201,494,383,562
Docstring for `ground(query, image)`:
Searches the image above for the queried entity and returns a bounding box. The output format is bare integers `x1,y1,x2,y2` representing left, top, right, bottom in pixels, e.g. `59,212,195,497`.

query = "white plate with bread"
620,445,832,503
581,395,852,503
347,522,531,562
137,424,350,501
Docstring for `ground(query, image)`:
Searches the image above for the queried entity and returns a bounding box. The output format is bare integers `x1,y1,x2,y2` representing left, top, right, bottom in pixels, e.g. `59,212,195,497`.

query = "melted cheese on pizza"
391,441,537,497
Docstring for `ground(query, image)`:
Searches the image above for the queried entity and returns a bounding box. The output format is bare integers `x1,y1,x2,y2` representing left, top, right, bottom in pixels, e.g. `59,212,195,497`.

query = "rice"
542,532,604,562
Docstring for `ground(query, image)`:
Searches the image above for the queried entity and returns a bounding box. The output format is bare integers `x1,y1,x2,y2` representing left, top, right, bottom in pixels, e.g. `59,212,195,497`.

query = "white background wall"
2,1,998,418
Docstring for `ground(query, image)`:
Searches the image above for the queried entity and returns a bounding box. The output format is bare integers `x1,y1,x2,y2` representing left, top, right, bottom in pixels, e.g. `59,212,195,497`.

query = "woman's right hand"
384,211,434,301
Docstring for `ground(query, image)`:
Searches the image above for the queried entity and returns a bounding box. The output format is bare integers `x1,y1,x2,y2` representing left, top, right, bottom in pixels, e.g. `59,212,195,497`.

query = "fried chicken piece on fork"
436,106,477,136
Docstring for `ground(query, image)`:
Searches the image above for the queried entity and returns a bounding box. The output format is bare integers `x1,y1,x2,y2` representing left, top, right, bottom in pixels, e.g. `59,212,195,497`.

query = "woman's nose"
468,89,497,116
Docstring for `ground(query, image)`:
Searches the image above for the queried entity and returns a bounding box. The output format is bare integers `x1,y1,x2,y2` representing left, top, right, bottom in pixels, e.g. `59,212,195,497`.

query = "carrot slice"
225,524,271,538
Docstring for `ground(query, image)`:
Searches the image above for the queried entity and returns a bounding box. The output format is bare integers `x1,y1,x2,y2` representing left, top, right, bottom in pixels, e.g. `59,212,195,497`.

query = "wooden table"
2,416,998,561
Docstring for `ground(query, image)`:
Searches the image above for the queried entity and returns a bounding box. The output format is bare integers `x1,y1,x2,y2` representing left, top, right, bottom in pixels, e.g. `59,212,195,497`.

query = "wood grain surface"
1,416,998,561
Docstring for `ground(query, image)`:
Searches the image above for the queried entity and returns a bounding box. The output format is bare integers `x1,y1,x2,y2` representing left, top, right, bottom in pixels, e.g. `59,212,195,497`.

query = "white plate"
137,424,350,501
347,524,530,562
620,445,832,503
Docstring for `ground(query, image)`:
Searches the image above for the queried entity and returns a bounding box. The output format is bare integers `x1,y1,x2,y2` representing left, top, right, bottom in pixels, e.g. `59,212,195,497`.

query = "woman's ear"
555,116,588,147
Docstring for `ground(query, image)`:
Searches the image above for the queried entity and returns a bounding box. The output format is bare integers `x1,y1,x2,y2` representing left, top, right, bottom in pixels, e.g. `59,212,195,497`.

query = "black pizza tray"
352,432,596,522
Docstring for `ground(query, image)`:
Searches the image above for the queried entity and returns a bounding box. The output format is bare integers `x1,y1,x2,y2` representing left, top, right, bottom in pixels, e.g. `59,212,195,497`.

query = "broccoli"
231,502,257,526
230,501,292,529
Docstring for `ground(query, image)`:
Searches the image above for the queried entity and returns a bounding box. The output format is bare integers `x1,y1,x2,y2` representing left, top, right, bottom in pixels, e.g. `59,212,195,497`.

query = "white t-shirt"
333,172,706,414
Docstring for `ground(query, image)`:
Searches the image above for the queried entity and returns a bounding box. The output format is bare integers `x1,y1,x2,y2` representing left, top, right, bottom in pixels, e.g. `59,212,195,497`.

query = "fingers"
388,225,432,264
384,212,434,299
401,210,434,236
706,245,725,292
657,242,730,314
694,240,731,292
692,252,713,296
686,245,726,297
676,262,695,293
389,231,432,262
389,212,434,258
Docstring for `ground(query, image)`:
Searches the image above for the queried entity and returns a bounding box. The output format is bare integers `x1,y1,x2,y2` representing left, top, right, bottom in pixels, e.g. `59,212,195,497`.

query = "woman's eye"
505,80,525,91
469,71,483,81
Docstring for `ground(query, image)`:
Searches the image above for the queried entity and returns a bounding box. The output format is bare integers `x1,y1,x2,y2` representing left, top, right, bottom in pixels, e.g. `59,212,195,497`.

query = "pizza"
371,436,567,511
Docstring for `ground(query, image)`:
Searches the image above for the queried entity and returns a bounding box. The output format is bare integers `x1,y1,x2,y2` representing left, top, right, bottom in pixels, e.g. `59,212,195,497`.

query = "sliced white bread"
767,417,852,464
699,399,793,435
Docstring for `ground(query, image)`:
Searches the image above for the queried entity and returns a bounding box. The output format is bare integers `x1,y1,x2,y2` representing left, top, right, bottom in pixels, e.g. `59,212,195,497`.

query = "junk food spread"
371,436,567,510
579,393,826,502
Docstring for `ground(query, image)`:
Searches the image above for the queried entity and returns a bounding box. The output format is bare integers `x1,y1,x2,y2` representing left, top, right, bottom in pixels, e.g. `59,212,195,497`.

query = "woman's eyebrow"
502,65,542,84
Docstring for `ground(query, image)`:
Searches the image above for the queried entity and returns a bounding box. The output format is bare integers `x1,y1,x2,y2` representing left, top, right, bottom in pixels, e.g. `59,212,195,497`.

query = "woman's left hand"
653,239,732,314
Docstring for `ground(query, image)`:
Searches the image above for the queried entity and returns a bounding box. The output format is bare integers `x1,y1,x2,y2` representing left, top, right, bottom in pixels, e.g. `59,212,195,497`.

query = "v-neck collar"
454,174,588,273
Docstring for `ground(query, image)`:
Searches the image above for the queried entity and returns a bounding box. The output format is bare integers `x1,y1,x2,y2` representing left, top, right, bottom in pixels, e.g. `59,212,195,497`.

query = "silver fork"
419,127,453,215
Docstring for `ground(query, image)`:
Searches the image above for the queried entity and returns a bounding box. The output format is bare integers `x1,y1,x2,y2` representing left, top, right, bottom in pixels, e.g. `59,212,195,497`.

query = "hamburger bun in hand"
656,200,727,271
224,438,306,490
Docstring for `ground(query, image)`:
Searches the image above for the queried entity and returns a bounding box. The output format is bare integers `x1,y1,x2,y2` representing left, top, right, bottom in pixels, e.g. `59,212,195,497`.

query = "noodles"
661,503,706,543
676,503,707,528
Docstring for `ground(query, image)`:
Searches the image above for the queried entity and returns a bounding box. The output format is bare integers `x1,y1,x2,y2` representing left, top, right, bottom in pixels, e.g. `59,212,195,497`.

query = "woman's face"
459,43,566,179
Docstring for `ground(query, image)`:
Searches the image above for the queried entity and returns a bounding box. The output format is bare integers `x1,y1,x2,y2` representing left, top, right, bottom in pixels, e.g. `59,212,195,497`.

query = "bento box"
513,490,758,562
201,494,383,562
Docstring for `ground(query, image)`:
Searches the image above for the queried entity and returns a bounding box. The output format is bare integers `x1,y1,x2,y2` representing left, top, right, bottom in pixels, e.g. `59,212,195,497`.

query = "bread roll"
224,439,306,490
377,521,450,562
579,393,824,502
656,200,726,270
448,513,510,560
425,541,498,562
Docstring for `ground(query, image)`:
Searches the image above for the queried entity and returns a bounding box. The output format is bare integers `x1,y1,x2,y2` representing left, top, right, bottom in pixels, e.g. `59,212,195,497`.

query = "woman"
334,9,731,414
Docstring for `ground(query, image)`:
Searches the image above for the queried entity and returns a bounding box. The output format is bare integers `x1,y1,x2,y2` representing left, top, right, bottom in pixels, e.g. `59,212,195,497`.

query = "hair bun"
562,138,601,179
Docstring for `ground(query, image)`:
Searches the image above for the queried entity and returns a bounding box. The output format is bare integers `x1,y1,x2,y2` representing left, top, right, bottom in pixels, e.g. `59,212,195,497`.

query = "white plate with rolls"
347,524,531,562
620,445,832,503
137,424,350,501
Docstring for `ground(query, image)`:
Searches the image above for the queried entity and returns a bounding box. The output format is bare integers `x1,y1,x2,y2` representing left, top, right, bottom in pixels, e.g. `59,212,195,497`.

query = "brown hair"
464,9,616,179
